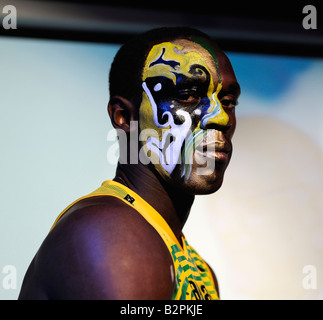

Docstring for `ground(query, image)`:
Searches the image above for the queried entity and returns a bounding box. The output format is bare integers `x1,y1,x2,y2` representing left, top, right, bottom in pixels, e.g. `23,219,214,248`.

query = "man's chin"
181,172,225,195
166,168,225,196
150,162,226,195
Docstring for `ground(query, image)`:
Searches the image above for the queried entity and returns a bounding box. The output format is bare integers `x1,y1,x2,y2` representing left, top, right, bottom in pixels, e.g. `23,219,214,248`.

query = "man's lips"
195,141,232,161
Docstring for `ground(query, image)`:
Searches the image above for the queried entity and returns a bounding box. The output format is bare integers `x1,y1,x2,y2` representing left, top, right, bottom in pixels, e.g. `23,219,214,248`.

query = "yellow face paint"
139,40,229,180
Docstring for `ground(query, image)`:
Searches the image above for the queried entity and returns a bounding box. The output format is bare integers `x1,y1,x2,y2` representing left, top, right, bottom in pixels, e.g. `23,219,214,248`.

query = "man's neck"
114,163,194,245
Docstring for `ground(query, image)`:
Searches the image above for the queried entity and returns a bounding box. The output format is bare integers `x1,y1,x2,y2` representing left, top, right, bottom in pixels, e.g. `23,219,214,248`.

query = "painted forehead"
142,39,221,84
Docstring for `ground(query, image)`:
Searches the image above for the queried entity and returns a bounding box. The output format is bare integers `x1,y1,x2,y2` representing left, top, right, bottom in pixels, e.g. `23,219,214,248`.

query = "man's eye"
221,99,238,109
175,90,200,103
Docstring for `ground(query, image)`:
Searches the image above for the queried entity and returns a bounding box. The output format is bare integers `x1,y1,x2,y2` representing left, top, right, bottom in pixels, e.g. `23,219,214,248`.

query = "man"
19,27,240,300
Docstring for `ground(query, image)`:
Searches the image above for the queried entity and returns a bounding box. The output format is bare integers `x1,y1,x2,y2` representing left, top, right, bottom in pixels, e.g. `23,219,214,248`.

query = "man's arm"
20,197,175,299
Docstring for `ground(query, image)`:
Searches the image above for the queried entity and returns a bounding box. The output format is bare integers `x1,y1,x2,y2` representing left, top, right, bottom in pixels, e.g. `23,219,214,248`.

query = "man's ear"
108,96,137,133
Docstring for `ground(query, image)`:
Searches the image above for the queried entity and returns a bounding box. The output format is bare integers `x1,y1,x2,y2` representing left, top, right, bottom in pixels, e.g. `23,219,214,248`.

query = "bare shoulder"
19,196,175,300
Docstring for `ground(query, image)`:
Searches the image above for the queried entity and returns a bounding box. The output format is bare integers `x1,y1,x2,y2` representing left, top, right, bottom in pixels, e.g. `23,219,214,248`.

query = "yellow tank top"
50,180,219,300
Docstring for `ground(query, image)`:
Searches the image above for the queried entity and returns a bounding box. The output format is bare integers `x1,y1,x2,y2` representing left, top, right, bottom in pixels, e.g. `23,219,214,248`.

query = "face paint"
139,40,229,181
181,128,208,181
142,81,193,175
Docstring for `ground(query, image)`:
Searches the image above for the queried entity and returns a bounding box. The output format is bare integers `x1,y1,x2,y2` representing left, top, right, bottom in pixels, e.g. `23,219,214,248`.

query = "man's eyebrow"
220,82,241,96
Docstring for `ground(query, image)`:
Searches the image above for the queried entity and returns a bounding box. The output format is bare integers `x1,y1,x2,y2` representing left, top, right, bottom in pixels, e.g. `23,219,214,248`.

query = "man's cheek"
139,126,162,166
138,94,159,131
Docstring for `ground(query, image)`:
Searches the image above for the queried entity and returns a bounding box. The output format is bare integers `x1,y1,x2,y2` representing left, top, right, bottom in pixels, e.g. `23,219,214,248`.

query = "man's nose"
199,96,230,131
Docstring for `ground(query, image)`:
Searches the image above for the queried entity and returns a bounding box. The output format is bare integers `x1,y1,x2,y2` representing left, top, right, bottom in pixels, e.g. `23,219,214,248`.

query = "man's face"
139,38,240,194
